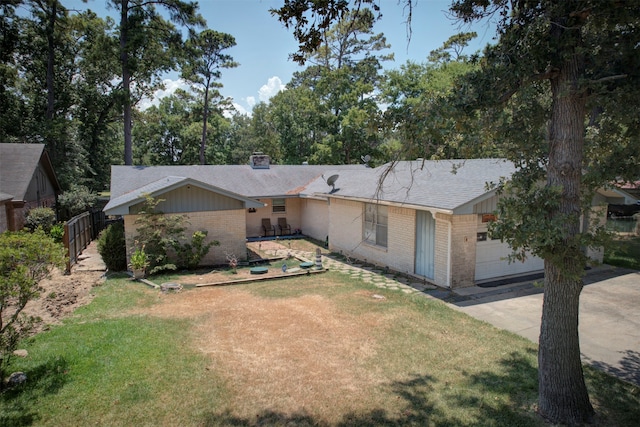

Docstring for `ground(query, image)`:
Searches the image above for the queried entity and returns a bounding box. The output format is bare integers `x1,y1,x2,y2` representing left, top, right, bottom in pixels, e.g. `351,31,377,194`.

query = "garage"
475,237,544,282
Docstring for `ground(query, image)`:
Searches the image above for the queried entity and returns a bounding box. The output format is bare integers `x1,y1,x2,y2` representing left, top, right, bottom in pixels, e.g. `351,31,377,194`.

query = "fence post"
63,221,71,273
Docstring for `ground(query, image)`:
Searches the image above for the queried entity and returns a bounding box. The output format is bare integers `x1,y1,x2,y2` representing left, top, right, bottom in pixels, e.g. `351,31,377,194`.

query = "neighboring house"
0,143,61,232
105,155,625,288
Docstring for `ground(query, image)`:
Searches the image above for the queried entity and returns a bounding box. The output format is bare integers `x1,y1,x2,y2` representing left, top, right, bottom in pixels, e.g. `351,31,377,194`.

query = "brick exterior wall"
328,200,416,274
449,214,478,288
300,198,329,242
387,206,415,275
434,213,452,288
124,209,246,267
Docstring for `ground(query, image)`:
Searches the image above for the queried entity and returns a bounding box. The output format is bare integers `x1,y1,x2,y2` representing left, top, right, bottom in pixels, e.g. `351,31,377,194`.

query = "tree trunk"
120,0,133,165
45,0,57,162
200,80,210,165
538,48,595,424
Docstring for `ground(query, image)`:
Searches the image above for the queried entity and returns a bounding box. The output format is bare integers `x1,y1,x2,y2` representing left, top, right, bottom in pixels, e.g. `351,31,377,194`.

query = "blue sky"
66,0,497,115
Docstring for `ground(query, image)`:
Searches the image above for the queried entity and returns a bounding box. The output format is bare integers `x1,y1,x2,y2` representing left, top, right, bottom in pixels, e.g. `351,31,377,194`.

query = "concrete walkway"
73,240,107,272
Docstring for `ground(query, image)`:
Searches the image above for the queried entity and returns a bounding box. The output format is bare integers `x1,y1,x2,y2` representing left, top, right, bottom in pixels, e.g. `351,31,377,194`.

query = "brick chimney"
249,152,270,169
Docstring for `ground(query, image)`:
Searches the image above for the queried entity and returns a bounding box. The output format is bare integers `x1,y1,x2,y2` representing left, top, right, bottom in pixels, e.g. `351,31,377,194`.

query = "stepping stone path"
260,248,438,295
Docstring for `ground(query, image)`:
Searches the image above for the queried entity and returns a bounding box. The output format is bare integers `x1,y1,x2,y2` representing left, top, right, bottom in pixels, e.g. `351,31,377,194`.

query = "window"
272,198,286,213
363,203,388,247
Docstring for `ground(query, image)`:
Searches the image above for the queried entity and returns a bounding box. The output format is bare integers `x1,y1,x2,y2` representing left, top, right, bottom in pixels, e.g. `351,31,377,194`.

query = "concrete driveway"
451,266,640,386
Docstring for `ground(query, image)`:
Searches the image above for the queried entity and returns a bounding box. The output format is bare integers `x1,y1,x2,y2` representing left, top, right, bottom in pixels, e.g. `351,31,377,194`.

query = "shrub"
135,195,219,273
49,223,64,243
174,230,219,270
58,184,98,218
0,229,65,386
97,222,127,271
24,207,56,233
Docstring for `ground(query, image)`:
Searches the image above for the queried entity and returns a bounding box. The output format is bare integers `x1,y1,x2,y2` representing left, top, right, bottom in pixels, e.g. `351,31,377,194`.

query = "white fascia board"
322,193,454,215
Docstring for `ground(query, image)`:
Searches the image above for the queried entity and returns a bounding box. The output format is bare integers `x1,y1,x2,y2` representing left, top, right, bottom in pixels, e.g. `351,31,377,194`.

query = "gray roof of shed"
302,159,515,212
0,143,61,200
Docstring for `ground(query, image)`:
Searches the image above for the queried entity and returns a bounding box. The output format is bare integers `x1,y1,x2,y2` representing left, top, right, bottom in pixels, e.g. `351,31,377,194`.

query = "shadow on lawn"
201,351,543,426
583,349,640,386
0,356,69,427
584,351,640,426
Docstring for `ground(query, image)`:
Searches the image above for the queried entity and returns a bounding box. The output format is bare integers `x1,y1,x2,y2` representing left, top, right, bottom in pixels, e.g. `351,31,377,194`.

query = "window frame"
363,203,388,248
272,198,286,213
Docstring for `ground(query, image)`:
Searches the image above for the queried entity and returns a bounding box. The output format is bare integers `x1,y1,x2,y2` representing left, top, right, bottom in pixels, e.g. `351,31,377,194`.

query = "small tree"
58,184,98,218
0,229,66,385
134,195,217,273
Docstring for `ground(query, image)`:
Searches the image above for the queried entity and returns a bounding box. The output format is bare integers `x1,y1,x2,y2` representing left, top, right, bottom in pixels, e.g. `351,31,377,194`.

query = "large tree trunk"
538,48,595,424
120,0,133,165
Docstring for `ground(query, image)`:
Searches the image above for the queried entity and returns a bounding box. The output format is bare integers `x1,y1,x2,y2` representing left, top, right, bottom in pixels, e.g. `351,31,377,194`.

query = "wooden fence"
62,207,106,272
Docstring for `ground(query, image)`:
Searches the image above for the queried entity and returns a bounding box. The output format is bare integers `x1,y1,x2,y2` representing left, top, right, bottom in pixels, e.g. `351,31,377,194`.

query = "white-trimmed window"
272,198,286,213
364,203,388,247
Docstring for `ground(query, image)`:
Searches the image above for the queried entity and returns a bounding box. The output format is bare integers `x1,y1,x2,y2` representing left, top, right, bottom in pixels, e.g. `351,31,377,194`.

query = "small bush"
49,223,64,243
58,184,98,218
174,230,219,270
24,207,56,233
97,222,127,271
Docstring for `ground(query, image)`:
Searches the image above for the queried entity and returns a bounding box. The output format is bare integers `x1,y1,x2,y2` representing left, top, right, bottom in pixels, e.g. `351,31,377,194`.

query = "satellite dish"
326,174,339,191
361,154,371,163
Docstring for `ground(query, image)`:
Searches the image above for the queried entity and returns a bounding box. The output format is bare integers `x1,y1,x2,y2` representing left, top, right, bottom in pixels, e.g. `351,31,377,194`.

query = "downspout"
446,217,452,288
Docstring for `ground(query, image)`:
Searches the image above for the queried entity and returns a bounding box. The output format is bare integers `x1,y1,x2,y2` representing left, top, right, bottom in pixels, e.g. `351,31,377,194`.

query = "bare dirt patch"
23,268,103,333
139,285,396,422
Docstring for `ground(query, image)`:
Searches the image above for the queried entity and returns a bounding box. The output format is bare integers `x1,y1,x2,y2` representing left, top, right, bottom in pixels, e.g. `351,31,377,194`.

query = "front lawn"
2,271,639,426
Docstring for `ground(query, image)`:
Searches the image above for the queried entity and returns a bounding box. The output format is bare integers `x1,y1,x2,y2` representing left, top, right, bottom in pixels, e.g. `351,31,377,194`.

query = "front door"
415,210,435,279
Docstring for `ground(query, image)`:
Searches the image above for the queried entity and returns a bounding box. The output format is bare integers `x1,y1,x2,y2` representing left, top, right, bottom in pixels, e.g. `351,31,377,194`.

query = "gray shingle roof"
106,159,515,214
0,143,61,201
108,164,365,200
104,175,265,214
302,159,515,212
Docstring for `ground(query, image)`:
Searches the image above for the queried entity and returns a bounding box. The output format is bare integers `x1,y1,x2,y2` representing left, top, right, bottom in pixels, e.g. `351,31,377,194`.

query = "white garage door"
475,239,544,282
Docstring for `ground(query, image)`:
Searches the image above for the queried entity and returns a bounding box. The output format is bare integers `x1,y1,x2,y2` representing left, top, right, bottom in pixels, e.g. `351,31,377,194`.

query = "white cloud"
258,76,285,102
228,102,249,118
246,96,256,108
138,78,190,110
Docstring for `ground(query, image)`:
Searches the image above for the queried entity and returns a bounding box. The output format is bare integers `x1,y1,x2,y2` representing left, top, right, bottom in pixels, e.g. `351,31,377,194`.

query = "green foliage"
128,247,149,270
0,229,65,385
134,195,217,273
133,196,186,274
58,184,98,218
97,222,127,272
24,207,56,234
174,230,219,270
49,223,64,243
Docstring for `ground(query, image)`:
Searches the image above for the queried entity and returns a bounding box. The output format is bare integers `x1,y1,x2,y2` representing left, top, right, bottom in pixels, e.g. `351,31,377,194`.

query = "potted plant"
129,247,149,279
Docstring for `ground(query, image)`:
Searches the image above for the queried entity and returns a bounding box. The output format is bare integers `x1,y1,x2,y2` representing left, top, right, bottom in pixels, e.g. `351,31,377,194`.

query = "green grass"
2,271,639,426
1,281,226,427
604,235,640,270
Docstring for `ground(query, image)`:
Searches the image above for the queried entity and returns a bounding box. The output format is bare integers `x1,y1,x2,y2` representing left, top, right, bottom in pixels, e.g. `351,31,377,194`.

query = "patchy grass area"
2,270,639,426
604,235,640,270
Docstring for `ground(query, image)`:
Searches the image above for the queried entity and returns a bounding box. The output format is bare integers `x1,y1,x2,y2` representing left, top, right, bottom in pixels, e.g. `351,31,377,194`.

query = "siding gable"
131,185,244,214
